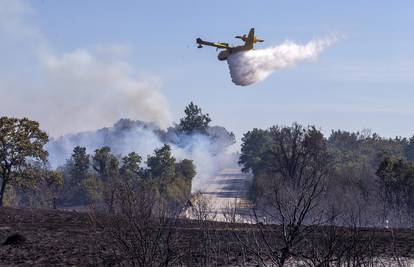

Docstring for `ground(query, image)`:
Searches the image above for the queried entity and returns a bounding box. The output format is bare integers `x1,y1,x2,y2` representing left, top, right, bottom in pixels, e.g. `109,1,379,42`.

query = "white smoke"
37,47,172,135
2,0,238,192
0,0,172,136
227,36,338,86
171,134,237,191
47,120,238,192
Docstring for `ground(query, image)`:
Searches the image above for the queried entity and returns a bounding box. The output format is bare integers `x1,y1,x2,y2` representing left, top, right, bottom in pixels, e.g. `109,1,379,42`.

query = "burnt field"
1,208,414,266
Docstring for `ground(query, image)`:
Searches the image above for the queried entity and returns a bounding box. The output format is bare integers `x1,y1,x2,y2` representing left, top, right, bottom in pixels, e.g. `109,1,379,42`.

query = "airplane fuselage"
217,45,250,61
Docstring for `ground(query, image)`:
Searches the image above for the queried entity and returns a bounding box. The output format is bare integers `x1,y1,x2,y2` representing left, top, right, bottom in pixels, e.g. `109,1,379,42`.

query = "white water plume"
227,36,338,86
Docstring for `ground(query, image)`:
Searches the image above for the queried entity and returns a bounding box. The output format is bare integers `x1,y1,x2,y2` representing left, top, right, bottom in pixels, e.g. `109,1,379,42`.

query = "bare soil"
1,208,414,266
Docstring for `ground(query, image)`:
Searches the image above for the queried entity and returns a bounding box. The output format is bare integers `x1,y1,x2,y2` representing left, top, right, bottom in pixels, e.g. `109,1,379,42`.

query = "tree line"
2,106,414,265
239,124,414,227
0,102,219,209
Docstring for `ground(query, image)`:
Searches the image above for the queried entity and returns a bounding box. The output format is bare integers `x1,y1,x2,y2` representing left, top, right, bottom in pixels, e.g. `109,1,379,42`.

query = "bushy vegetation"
0,117,62,207
1,102,232,210
239,123,414,227
57,144,195,211
4,113,414,265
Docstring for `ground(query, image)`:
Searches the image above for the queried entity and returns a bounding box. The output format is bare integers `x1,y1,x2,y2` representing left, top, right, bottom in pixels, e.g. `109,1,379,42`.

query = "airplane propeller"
235,34,247,40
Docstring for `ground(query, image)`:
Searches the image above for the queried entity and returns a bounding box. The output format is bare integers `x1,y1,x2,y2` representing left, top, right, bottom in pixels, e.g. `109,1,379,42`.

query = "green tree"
62,146,90,205
10,163,64,208
92,147,120,211
267,123,328,188
93,147,113,181
239,128,272,175
175,159,196,181
81,174,104,203
119,152,143,193
376,157,414,215
120,152,142,177
404,136,414,161
44,169,64,209
147,144,176,180
0,117,48,207
69,146,90,184
178,102,211,135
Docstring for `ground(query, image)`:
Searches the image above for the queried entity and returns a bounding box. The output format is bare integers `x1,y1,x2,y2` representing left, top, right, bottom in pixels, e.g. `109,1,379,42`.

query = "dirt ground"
200,168,254,221
0,208,99,266
1,208,414,266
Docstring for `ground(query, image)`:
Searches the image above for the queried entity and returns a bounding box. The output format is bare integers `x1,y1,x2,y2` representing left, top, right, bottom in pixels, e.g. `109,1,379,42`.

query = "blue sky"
2,0,414,139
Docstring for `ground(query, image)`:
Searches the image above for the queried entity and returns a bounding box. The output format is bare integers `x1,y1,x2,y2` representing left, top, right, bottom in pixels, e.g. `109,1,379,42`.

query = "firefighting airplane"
196,28,264,61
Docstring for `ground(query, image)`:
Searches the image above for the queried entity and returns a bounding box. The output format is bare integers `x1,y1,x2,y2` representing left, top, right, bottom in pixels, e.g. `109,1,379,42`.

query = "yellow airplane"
196,28,264,61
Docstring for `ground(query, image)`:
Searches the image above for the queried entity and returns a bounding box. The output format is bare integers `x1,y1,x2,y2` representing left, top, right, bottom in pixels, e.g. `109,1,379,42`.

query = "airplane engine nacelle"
218,50,229,61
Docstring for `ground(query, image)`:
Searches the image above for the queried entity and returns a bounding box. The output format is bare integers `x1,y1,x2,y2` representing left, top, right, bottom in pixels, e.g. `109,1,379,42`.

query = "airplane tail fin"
245,28,255,49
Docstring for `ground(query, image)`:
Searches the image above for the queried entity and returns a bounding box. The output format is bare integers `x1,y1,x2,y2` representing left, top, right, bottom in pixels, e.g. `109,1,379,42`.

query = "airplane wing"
196,38,231,49
235,28,264,44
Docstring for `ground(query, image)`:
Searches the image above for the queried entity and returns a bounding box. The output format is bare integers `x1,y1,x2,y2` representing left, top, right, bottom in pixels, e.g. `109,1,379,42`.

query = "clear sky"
2,0,414,140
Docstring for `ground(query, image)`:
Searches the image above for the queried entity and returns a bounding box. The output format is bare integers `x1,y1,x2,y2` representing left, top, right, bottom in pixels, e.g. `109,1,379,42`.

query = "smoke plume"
0,0,172,136
46,119,238,192
1,0,238,192
227,36,338,86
